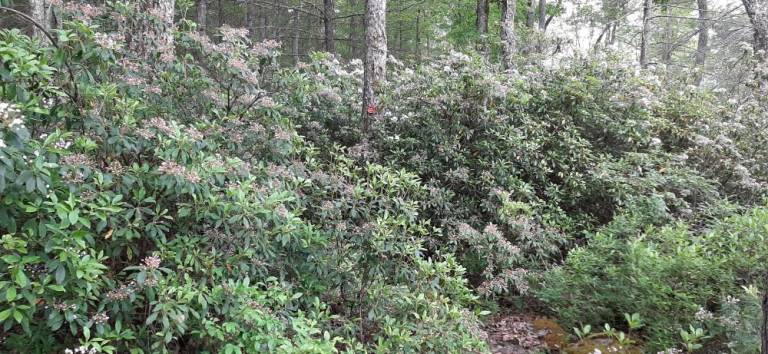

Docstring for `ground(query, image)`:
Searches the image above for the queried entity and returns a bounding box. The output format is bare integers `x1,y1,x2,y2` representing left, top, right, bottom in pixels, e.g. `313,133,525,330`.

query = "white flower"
9,118,23,127
0,139,5,148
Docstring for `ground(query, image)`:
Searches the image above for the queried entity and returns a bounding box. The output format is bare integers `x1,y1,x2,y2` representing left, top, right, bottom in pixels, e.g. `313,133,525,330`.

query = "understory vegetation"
1,2,768,353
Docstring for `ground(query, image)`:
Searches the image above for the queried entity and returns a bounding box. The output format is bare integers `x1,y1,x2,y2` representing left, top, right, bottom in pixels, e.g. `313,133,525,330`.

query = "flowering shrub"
4,1,768,353
0,5,486,353
277,47,768,351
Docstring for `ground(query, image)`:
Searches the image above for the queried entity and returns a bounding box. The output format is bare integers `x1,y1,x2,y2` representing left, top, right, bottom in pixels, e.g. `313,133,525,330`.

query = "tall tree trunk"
694,0,709,84
763,275,768,354
29,0,51,40
246,2,256,36
416,8,422,61
217,0,222,28
362,0,387,134
324,0,336,53
640,0,652,68
349,0,357,57
476,0,489,34
244,0,250,33
260,10,268,40
741,0,768,91
272,0,279,38
526,0,536,28
293,3,301,64
500,0,516,69
125,0,176,59
538,0,546,31
398,12,403,53
662,5,673,64
197,0,207,31
476,0,489,53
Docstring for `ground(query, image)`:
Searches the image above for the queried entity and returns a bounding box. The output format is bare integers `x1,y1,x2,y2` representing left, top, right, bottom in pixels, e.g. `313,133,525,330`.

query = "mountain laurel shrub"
3,2,768,353
0,7,486,353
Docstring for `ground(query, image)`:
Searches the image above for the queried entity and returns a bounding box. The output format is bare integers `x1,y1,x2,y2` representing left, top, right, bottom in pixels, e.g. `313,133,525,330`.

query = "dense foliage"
2,1,768,353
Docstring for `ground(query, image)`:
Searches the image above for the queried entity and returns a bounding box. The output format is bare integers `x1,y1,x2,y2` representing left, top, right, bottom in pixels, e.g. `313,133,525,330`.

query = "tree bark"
324,0,337,53
293,3,301,64
260,6,268,40
694,0,709,84
526,0,536,28
763,276,768,354
538,0,547,31
500,0,516,69
640,0,652,68
197,0,207,31
362,0,387,133
416,8,422,61
125,0,176,59
661,5,673,64
29,0,51,40
476,0,489,34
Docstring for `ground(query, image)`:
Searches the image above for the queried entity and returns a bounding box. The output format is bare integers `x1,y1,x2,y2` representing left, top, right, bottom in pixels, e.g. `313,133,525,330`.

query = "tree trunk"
324,0,336,53
246,3,256,36
197,0,207,31
29,0,51,40
741,0,768,91
763,277,768,354
293,3,301,64
694,0,709,84
662,5,673,64
640,0,652,68
217,0,222,28
125,0,176,59
526,0,536,28
260,6,268,40
500,0,516,69
476,0,489,34
349,0,357,57
362,0,387,133
416,8,421,61
538,0,546,31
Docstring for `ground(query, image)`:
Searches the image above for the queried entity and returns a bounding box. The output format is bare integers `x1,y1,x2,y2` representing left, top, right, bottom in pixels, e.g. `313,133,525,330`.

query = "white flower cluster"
0,102,24,129
64,346,100,354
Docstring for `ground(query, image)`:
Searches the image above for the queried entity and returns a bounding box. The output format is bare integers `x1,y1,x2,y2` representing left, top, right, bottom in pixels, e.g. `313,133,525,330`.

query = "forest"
1,0,768,353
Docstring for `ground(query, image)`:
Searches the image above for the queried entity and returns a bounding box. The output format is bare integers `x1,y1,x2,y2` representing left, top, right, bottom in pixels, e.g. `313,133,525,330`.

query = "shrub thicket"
2,2,768,353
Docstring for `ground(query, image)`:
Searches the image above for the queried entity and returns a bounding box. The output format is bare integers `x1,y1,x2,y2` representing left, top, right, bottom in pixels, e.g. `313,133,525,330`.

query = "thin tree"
29,0,51,40
293,3,302,64
640,0,652,68
324,0,336,53
197,0,207,31
476,0,489,34
362,0,387,133
477,0,489,53
125,0,176,59
694,0,709,84
500,0,516,69
538,0,547,31
527,0,536,28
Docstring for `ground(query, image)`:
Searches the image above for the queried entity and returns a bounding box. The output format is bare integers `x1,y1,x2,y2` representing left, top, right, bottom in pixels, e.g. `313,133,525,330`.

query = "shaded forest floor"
485,315,643,354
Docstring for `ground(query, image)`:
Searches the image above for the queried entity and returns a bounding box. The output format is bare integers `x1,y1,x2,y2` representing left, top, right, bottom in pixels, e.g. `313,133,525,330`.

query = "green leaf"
13,270,28,287
68,210,79,225
12,309,23,323
6,287,16,301
55,266,66,284
0,308,12,321
1,255,19,264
